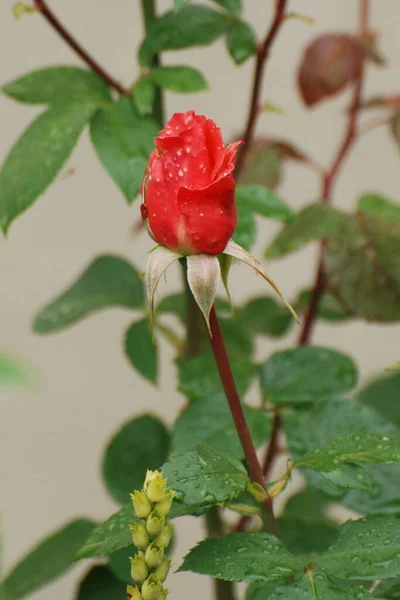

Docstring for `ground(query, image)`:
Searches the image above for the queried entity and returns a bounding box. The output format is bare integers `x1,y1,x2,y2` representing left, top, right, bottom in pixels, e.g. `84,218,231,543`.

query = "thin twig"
234,0,288,178
208,306,279,537
33,0,130,96
298,0,368,345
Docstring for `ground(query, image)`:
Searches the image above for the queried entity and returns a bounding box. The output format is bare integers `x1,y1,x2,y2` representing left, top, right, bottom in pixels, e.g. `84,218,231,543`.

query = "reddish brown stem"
208,306,279,537
297,30,366,345
234,0,288,178
33,0,130,96
233,411,282,533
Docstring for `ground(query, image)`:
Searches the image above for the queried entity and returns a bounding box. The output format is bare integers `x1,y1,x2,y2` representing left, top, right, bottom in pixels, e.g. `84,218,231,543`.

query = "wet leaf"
179,532,302,582
325,212,400,322
266,204,345,259
0,102,95,232
317,516,400,580
162,443,248,506
259,346,358,405
172,395,270,458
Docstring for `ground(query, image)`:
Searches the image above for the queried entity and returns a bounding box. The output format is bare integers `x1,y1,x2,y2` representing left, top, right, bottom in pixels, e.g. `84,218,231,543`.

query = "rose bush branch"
298,0,368,345
235,0,288,178
141,111,297,537
207,306,279,537
33,0,130,96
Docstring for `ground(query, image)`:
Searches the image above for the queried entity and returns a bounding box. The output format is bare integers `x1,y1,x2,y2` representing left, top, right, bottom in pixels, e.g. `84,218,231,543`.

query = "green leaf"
0,350,32,387
226,21,257,64
2,519,95,600
358,372,400,427
358,193,400,222
75,566,125,600
150,65,208,93
0,102,94,232
76,501,205,559
266,574,371,599
102,414,169,504
124,319,157,383
76,504,136,559
211,0,242,15
259,346,358,405
138,5,232,67
317,516,400,580
265,204,345,259
108,546,135,584
239,140,282,189
179,532,302,582
236,184,295,222
171,395,270,458
278,488,337,555
90,97,158,203
297,432,400,469
246,581,281,600
2,66,111,106
178,350,255,401
132,75,156,115
284,398,400,513
233,206,257,250
162,444,248,506
33,255,144,334
237,297,292,337
325,212,400,322
295,289,351,322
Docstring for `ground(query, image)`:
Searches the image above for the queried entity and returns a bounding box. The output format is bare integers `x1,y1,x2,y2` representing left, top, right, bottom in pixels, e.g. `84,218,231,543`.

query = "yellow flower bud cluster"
127,471,175,600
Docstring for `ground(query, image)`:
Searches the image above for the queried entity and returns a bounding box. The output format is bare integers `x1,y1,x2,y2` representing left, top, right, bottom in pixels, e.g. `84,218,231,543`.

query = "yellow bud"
155,491,175,516
146,510,165,537
156,589,169,600
154,558,171,583
155,523,174,549
127,584,143,600
145,542,164,569
130,521,150,549
141,575,163,600
130,553,148,583
145,471,168,503
131,491,152,518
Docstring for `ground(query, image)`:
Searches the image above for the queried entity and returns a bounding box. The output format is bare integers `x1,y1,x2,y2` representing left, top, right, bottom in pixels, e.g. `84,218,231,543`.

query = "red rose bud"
141,110,242,255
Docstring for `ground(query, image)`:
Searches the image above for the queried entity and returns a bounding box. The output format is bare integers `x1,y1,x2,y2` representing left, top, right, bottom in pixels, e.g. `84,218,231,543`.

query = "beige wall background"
1,1,399,599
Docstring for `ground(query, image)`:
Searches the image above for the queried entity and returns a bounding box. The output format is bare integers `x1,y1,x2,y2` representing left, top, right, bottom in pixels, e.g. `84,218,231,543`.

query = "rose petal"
177,175,237,255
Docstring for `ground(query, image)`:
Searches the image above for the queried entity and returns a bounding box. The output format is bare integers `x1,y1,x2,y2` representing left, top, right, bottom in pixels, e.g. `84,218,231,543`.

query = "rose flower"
140,110,242,255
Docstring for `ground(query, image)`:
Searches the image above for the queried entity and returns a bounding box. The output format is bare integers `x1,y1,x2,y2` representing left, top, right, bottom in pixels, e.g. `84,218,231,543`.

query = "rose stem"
33,0,130,96
234,0,288,178
140,0,164,126
208,306,279,537
232,0,369,533
298,0,368,345
180,275,235,600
